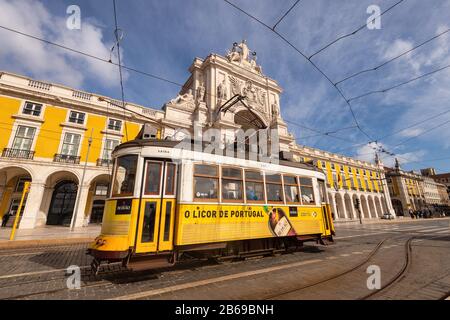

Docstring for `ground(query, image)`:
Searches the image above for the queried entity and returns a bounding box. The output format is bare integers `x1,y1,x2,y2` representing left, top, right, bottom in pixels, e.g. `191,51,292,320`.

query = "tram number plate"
116,199,132,215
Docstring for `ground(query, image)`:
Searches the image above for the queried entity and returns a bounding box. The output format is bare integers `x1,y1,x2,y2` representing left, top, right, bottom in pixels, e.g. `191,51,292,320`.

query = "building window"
299,178,315,204
193,164,218,200
95,184,109,196
222,167,243,202
330,163,335,170
245,170,265,203
12,126,36,151
68,111,86,125
22,102,42,117
358,178,363,189
15,177,31,192
103,139,120,160
108,119,122,131
61,133,81,156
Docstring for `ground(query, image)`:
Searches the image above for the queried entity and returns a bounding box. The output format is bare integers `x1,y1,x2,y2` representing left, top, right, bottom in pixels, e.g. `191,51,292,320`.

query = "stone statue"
196,83,206,102
217,80,227,101
238,40,250,62
170,89,194,105
226,40,263,74
271,101,280,117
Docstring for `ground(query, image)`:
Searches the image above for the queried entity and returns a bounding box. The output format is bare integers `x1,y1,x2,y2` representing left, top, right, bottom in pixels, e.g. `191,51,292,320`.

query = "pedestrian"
1,213,10,228
408,209,414,219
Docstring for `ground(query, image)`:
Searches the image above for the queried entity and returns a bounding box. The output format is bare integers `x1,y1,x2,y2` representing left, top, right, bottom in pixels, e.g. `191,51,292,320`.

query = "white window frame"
67,110,86,125
7,119,41,153
107,118,123,132
57,129,84,158
11,125,36,151
21,101,43,117
100,138,120,160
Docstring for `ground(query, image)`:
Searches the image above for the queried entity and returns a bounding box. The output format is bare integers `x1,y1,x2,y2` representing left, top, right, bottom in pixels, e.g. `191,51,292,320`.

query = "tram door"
135,160,177,254
318,180,333,236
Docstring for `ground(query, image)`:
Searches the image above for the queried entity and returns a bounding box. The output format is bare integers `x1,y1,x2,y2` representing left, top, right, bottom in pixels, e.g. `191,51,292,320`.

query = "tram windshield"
112,155,138,197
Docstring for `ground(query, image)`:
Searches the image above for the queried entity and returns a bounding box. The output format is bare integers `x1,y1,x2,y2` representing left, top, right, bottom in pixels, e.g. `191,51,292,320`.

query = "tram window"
266,174,283,203
165,163,176,196
194,164,218,177
194,164,218,200
112,155,138,197
245,170,265,203
299,178,315,204
284,175,300,204
222,167,243,202
163,202,172,241
141,202,157,243
144,162,162,195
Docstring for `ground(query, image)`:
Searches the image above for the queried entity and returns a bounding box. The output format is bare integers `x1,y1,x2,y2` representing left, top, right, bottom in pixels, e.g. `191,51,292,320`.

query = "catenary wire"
272,0,302,30
308,0,406,60
112,0,129,141
0,22,373,146
335,27,450,85
223,0,374,141
347,63,450,102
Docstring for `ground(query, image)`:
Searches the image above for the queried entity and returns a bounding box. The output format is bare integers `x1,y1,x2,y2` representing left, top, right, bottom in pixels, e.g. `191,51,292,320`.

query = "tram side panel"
174,204,325,247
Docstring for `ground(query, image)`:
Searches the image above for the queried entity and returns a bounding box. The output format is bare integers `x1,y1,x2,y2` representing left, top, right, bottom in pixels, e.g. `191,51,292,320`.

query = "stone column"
348,194,356,220
19,182,46,229
73,184,91,228
339,193,348,219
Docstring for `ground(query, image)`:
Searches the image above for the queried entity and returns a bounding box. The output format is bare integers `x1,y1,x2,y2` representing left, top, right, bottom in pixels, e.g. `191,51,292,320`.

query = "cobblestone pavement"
0,219,448,300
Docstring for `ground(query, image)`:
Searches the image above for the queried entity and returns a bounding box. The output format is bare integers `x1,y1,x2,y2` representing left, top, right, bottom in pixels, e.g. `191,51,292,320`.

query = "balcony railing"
54,154,80,164
96,158,113,167
2,148,35,160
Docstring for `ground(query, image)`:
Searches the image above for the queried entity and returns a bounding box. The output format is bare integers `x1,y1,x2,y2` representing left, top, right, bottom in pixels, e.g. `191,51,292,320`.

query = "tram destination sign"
116,199,133,215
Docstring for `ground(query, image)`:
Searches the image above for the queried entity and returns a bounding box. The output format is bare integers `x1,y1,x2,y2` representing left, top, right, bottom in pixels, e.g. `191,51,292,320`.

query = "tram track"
263,237,390,300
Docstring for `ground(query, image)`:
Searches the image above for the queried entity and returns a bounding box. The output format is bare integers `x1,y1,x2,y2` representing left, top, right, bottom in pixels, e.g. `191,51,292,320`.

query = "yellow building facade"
0,71,162,229
291,146,394,221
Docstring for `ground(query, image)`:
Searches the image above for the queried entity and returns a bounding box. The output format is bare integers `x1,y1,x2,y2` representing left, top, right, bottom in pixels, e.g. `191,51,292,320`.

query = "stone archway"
344,193,355,219
41,171,79,227
335,193,347,219
392,199,403,216
0,166,33,228
85,174,111,225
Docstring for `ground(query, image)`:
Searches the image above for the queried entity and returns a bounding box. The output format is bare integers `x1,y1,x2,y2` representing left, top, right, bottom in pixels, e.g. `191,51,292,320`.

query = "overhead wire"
222,0,374,141
335,27,450,85
308,0,406,59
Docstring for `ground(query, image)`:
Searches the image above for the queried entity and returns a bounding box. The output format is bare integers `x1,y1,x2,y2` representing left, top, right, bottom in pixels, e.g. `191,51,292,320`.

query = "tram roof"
115,139,321,173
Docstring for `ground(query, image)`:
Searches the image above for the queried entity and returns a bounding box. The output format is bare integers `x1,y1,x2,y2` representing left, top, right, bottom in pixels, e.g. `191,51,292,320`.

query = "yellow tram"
88,134,335,272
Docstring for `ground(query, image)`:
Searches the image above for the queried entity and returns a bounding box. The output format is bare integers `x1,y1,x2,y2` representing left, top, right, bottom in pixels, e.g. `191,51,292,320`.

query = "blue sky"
1,0,449,172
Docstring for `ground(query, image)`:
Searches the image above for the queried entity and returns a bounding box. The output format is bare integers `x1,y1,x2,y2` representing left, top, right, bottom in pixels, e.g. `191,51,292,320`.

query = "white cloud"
382,39,414,60
354,142,426,168
399,128,424,138
0,0,121,89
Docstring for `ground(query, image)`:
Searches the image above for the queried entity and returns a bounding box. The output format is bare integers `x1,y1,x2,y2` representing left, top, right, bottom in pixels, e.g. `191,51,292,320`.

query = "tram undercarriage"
89,234,334,274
